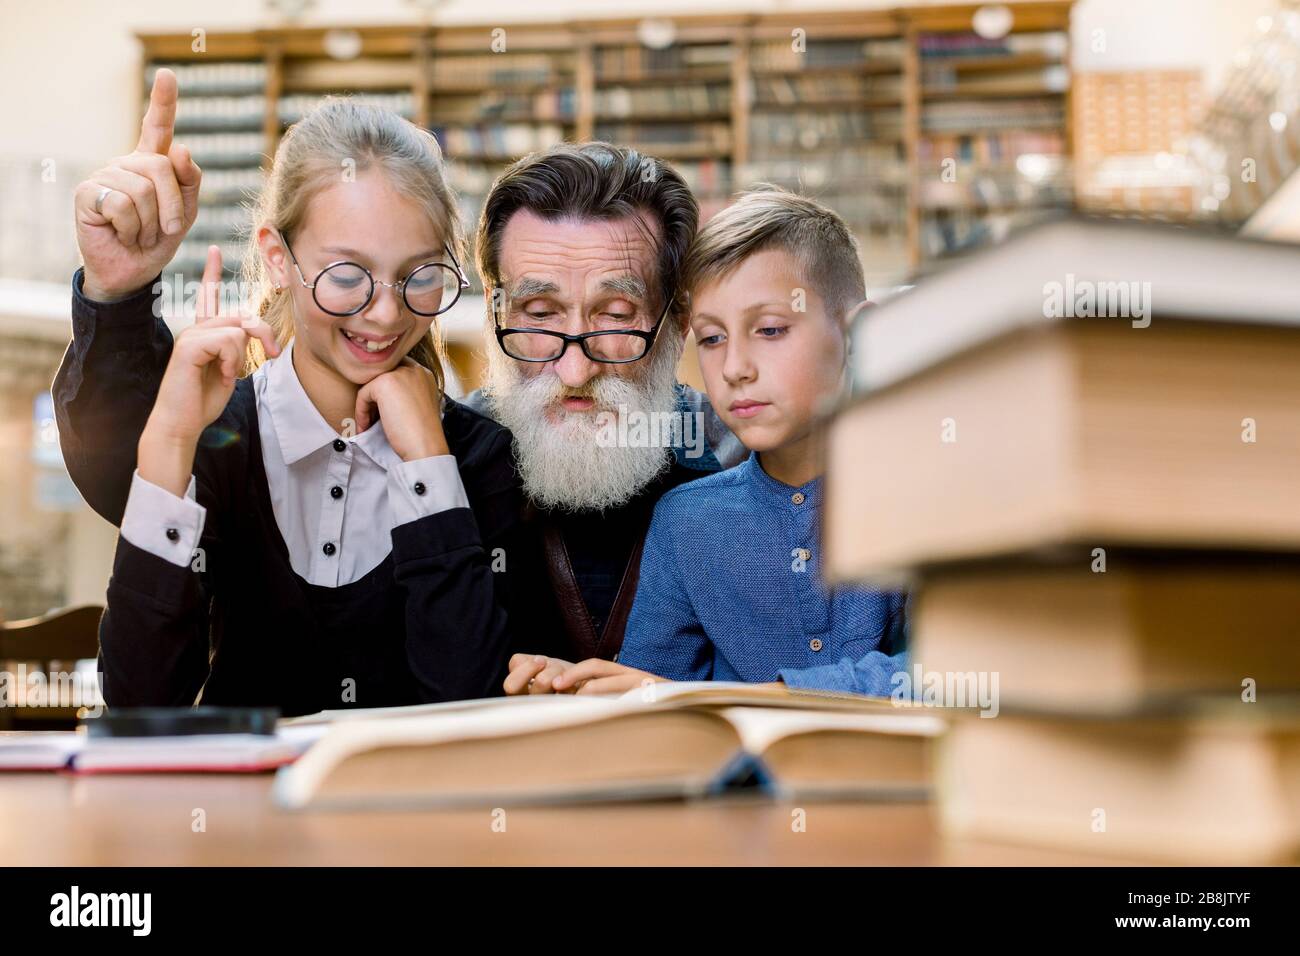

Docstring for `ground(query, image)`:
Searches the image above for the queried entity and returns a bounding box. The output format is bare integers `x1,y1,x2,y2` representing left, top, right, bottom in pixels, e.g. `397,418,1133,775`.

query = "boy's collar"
743,451,822,508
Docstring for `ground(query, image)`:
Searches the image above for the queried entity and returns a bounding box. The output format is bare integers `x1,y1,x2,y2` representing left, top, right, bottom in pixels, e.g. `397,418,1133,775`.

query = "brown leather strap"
596,531,647,661
540,521,648,662
540,522,599,660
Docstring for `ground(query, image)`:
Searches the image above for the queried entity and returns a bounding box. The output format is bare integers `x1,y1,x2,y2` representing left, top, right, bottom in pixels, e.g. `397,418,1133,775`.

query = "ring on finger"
94,186,114,216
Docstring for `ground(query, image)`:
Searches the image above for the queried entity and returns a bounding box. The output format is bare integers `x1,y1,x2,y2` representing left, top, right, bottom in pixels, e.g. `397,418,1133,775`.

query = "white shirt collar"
259,339,403,472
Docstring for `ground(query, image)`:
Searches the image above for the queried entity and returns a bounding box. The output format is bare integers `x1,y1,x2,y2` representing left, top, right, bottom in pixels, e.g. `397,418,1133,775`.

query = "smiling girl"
81,86,521,714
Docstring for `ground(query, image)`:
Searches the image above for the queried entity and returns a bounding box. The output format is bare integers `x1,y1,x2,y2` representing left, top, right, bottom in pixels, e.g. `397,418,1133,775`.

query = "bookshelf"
908,3,1073,267
136,2,1075,294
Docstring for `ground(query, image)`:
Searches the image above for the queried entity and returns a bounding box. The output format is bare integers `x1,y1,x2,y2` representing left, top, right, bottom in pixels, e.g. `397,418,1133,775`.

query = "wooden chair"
0,605,104,731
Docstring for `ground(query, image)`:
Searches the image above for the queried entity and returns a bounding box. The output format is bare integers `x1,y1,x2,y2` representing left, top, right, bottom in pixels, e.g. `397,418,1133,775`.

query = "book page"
718,706,945,755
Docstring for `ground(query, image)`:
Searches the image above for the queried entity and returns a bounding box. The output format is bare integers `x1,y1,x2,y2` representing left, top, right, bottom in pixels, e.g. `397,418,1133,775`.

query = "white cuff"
119,469,207,568
387,455,469,527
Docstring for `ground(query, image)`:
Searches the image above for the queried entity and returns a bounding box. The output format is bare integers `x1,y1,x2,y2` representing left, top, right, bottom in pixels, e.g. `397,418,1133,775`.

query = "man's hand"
503,654,576,695
74,68,202,301
552,659,664,696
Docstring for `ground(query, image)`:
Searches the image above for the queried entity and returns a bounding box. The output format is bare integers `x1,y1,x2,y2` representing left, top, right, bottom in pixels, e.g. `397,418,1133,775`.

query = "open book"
273,682,942,810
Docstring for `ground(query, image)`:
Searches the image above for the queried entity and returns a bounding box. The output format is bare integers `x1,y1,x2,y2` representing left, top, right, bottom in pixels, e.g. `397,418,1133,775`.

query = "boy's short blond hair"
682,184,866,323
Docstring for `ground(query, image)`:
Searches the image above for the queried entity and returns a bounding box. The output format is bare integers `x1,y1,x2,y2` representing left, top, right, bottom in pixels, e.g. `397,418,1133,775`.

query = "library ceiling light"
972,5,1014,41
1269,111,1288,132
324,29,363,60
637,19,676,50
1015,154,1053,182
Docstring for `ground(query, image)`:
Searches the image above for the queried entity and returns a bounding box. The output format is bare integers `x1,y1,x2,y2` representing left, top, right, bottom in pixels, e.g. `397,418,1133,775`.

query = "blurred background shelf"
132,2,1078,294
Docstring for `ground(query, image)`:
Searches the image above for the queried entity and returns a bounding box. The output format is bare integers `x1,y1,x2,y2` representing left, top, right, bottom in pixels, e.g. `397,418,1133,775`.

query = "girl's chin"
322,350,401,387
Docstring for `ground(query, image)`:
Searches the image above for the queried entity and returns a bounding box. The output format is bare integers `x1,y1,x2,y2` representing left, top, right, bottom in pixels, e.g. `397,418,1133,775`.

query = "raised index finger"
137,68,178,155
196,245,223,322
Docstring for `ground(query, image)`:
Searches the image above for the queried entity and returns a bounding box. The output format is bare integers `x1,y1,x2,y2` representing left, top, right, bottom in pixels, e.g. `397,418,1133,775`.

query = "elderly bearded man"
463,143,743,662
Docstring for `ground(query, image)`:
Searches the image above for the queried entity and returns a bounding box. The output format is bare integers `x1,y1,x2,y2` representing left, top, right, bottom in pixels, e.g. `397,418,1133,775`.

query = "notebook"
0,725,327,773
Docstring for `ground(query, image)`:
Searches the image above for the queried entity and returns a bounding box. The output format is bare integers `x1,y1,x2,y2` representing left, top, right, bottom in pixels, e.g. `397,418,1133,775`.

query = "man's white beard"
482,332,683,513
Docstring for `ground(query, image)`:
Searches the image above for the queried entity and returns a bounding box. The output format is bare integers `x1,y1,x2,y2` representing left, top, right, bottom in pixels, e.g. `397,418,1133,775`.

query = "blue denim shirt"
619,452,909,696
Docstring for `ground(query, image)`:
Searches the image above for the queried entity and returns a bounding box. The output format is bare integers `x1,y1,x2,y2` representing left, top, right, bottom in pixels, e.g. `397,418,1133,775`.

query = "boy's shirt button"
809,639,823,652
791,492,805,505
796,547,811,561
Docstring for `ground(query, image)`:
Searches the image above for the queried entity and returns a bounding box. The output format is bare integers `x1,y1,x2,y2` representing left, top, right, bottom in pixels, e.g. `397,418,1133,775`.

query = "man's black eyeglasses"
492,292,670,364
280,231,470,318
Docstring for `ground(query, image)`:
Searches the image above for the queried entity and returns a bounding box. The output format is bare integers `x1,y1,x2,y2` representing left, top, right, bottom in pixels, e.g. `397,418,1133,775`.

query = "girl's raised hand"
138,246,280,495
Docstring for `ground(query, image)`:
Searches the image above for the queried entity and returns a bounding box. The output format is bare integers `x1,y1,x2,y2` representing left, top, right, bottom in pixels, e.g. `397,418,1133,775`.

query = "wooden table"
0,772,1127,865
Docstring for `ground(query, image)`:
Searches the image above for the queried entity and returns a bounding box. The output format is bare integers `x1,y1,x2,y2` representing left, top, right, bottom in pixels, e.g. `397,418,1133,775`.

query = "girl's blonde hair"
241,98,464,392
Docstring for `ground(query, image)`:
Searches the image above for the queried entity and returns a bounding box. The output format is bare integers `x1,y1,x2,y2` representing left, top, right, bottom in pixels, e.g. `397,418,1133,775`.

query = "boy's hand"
552,659,664,696
75,69,202,302
503,654,575,695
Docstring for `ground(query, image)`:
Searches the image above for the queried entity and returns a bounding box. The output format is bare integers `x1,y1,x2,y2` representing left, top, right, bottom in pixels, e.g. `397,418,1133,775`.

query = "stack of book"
824,217,1300,863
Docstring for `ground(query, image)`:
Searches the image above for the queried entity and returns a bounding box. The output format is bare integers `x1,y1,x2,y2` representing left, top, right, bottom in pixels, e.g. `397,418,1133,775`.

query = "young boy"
504,186,907,697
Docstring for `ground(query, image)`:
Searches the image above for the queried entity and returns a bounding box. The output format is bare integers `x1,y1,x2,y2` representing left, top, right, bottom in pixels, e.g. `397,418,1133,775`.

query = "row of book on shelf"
432,122,567,160
750,111,904,151
917,29,1068,59
918,130,1065,164
593,121,731,154
166,92,418,139
752,73,903,106
430,53,567,88
592,42,731,79
741,147,908,191
595,83,730,118
147,61,267,94
923,98,1063,132
922,64,1069,96
749,37,904,71
432,89,575,124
